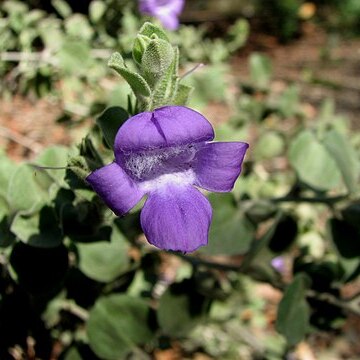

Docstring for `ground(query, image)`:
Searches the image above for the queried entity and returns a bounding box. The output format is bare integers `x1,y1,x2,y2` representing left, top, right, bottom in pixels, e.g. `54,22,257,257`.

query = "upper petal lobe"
86,162,144,216
139,0,184,30
194,142,249,192
140,185,212,252
114,106,214,154
156,13,179,31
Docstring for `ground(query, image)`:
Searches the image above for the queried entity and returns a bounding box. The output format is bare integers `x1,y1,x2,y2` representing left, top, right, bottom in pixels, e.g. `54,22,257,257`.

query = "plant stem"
270,194,348,205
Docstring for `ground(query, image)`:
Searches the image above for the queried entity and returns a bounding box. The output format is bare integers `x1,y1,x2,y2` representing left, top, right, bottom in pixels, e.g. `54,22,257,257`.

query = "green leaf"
96,107,129,149
278,84,300,118
7,164,47,213
240,213,282,271
108,82,132,108
289,130,341,190
108,52,151,99
157,282,205,336
133,34,152,65
79,136,104,169
253,131,285,160
249,53,272,90
342,203,360,232
323,129,359,193
51,0,72,18
63,347,82,360
141,39,174,86
186,64,228,106
276,273,310,346
19,28,37,48
67,156,91,182
245,200,278,224
227,18,249,52
214,123,249,142
0,194,9,220
25,9,45,25
206,38,229,64
0,154,17,198
201,193,255,255
11,206,62,248
35,145,69,182
137,22,169,42
157,292,195,336
329,218,360,259
87,294,154,360
64,14,93,41
3,1,28,14
0,216,16,248
27,146,68,201
172,83,194,106
127,270,153,297
339,257,360,283
77,226,129,283
89,0,106,23
58,40,91,75
151,47,179,108
38,18,64,51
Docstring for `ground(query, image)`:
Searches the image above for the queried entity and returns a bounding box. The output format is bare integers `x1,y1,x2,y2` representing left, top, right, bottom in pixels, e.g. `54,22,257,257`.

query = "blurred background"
0,1,360,359
1,0,359,159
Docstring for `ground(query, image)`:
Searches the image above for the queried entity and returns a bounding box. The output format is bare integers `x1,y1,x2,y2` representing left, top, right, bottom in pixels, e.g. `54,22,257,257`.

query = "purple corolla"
138,0,185,30
271,256,286,273
87,106,248,252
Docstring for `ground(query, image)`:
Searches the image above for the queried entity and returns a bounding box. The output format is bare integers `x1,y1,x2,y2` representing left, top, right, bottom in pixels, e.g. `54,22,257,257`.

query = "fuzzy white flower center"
122,144,198,189
139,169,196,193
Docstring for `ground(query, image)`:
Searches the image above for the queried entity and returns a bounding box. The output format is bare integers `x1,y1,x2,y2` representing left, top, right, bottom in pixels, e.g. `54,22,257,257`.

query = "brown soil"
0,96,68,161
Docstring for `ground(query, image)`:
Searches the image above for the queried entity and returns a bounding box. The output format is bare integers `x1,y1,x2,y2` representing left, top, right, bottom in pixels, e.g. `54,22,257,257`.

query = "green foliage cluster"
0,8,360,360
108,22,193,112
314,0,360,34
0,0,248,122
247,0,360,41
255,0,302,42
219,53,360,341
0,0,141,115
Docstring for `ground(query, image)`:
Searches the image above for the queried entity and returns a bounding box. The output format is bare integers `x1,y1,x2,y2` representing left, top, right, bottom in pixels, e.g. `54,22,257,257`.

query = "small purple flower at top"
87,106,248,253
271,256,286,273
138,0,185,30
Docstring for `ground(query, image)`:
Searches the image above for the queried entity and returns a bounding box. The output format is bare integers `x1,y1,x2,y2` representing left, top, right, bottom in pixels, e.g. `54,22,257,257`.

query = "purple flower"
138,0,185,30
271,256,286,273
87,106,248,252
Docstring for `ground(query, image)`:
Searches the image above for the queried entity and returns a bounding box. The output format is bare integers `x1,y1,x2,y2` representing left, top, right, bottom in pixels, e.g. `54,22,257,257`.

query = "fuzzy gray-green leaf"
141,39,174,87
108,52,151,98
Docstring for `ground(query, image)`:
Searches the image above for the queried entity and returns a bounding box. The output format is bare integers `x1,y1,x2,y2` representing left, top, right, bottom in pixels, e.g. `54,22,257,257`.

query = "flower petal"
156,12,179,30
138,0,154,14
194,142,249,192
86,163,144,216
159,0,185,15
139,0,184,30
155,0,184,30
140,185,212,252
114,106,214,154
